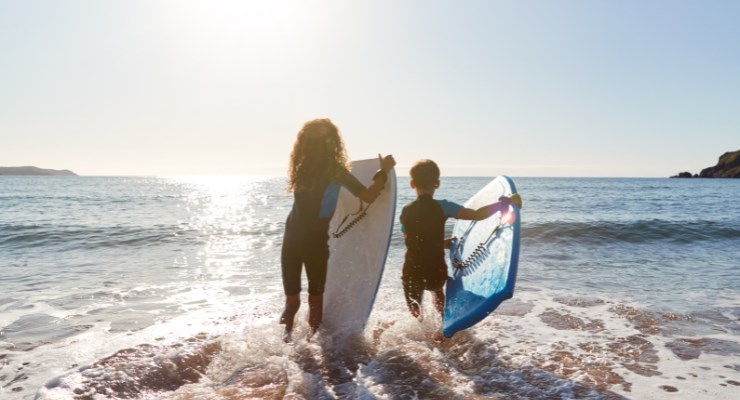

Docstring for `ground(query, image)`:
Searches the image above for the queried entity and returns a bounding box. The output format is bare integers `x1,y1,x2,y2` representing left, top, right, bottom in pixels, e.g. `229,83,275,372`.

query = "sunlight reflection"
173,176,272,278
501,209,516,225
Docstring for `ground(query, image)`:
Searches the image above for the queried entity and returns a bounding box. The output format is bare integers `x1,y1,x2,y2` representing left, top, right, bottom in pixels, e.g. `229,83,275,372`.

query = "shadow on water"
356,347,460,399
315,333,374,398
247,320,635,400
306,330,460,399
354,327,632,400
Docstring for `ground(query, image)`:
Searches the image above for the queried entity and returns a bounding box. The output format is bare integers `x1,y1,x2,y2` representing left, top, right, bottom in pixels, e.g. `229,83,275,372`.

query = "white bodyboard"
323,158,397,335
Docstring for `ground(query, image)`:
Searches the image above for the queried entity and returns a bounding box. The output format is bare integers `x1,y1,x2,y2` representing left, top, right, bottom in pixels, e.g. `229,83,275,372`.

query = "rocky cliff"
671,150,740,178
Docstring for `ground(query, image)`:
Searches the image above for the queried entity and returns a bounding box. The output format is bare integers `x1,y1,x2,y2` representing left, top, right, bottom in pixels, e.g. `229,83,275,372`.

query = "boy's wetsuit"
400,194,462,310
281,169,365,296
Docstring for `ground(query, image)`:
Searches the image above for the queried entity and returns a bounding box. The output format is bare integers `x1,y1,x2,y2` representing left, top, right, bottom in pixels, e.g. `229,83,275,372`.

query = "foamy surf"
32,286,740,400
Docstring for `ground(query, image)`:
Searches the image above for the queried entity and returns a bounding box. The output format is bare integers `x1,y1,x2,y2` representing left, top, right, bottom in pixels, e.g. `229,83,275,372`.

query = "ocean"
1,176,738,400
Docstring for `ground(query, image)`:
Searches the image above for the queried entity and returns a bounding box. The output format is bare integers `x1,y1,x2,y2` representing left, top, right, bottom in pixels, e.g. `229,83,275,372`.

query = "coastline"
0,166,77,176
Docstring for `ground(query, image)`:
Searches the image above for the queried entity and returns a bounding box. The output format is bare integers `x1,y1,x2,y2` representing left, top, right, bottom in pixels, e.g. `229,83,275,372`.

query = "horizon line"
6,174,684,179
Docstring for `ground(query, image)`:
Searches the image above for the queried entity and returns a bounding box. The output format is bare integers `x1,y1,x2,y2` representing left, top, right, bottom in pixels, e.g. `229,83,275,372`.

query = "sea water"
1,176,738,399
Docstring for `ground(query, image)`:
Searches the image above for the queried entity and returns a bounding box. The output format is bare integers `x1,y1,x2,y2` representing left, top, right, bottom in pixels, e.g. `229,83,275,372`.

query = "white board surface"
323,158,397,335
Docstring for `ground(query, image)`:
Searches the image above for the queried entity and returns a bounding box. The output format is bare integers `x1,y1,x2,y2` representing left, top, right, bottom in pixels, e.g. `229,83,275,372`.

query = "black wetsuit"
400,194,462,309
281,169,364,296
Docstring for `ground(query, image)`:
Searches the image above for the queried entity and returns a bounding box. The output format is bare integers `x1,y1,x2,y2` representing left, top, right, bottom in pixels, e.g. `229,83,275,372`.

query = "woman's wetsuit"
281,169,364,296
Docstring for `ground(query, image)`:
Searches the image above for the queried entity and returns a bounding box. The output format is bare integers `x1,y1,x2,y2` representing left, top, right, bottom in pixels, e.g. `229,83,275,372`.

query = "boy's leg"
431,281,447,342
432,287,445,318
402,277,424,320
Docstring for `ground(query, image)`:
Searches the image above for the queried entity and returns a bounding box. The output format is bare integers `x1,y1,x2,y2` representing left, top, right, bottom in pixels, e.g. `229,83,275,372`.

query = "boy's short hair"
410,159,440,190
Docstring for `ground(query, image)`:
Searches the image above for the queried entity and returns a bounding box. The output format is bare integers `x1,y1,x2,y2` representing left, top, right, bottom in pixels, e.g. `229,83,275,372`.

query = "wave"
521,219,740,245
4,218,736,252
0,223,206,251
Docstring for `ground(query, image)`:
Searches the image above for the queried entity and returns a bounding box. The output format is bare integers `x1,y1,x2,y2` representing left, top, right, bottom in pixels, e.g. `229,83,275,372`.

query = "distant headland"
671,150,740,178
0,166,78,176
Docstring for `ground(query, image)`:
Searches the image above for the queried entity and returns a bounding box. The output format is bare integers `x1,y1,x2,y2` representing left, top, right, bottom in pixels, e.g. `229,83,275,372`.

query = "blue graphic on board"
443,176,521,338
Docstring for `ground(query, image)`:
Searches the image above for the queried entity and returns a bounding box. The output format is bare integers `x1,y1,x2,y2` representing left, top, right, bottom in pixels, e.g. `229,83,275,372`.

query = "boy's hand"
510,193,522,208
499,193,523,209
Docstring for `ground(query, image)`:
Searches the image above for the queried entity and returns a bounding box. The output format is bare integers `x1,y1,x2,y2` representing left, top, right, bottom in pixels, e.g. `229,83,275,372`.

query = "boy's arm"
455,193,522,221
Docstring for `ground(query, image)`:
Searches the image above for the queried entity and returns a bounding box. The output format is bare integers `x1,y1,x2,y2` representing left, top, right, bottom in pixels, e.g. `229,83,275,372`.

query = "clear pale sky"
1,0,738,177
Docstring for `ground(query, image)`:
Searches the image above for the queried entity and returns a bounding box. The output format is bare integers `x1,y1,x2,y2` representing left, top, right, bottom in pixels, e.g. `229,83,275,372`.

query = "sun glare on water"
173,176,274,279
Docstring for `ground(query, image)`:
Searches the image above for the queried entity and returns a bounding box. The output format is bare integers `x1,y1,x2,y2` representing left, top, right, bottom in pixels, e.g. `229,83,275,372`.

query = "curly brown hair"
287,119,350,192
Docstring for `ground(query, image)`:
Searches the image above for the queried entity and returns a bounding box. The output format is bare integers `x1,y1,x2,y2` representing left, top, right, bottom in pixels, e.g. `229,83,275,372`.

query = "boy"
399,160,522,336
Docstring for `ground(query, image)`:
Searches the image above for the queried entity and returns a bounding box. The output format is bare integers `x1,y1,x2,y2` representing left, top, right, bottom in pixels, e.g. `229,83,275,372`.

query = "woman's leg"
280,295,301,330
280,234,303,338
304,244,329,334
307,294,323,334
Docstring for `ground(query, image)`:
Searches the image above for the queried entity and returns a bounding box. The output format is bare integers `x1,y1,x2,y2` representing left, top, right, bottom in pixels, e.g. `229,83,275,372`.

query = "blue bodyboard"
443,176,521,338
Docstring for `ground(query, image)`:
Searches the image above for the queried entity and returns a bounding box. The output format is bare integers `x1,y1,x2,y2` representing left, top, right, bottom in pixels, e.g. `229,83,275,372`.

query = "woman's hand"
380,154,396,173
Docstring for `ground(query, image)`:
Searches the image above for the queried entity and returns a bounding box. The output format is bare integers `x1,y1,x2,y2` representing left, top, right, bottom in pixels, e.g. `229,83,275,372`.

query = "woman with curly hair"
280,118,395,340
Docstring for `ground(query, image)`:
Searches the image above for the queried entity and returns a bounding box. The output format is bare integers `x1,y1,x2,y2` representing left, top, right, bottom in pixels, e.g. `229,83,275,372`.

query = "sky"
1,0,738,177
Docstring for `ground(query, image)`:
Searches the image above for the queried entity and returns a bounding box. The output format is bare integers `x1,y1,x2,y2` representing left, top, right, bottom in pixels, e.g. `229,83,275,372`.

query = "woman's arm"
358,155,396,203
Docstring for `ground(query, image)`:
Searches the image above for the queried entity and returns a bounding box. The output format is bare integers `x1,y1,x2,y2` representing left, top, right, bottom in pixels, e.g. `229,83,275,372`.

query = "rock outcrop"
671,171,697,178
671,150,740,178
0,166,78,176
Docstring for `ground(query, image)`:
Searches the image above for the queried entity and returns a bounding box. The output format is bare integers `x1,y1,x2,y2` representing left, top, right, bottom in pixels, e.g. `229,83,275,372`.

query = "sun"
167,1,316,51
